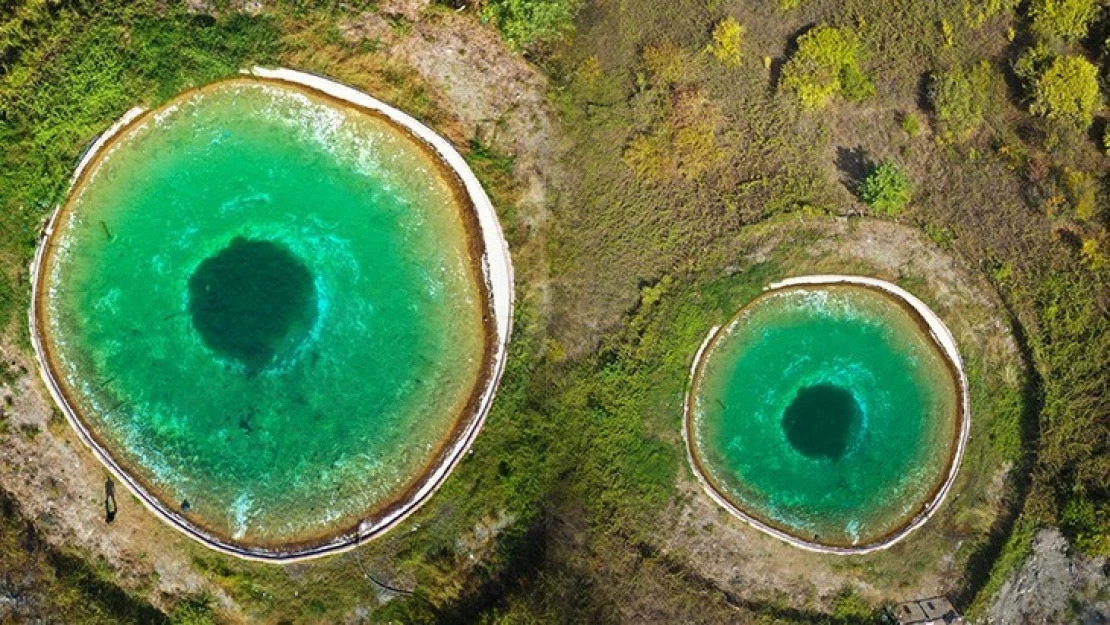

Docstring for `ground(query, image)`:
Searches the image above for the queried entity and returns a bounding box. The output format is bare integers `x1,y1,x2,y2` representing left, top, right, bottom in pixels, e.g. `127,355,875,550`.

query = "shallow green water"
690,285,959,547
41,80,488,547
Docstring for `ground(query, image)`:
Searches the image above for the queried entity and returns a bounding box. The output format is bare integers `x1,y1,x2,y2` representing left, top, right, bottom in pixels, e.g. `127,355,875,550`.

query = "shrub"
839,64,875,101
928,62,993,142
624,132,670,181
1061,168,1099,221
1029,0,1101,42
1061,495,1110,555
929,69,977,141
569,55,611,105
707,17,744,67
1080,238,1109,270
963,0,1021,26
859,161,912,215
171,595,218,625
643,40,689,87
1029,55,1101,133
831,587,876,621
1013,43,1055,84
481,0,584,49
780,25,870,108
900,112,922,137
672,122,722,180
624,84,723,183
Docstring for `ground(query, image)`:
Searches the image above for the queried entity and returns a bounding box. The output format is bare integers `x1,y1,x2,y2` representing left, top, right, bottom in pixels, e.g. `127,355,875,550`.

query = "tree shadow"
835,145,872,197
916,71,932,113
999,30,1036,110
1086,116,1107,149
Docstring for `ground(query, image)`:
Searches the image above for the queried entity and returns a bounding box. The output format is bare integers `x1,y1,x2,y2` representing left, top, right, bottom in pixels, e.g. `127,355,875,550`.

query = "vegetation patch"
780,24,872,108
1029,55,1101,133
859,162,913,215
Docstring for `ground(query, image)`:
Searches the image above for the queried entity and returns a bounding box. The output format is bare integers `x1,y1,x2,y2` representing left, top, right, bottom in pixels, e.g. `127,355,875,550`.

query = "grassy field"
0,0,1107,623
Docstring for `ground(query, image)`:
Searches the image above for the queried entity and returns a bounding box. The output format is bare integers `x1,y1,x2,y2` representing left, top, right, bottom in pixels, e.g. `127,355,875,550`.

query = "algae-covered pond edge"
682,275,971,555
28,67,515,563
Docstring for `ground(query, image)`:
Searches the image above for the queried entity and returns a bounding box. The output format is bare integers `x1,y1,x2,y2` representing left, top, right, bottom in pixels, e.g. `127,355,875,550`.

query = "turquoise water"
690,285,959,547
40,80,489,548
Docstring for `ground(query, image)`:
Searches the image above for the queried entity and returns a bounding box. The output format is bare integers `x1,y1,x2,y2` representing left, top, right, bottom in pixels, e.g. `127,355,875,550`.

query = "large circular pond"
685,277,967,551
31,71,513,558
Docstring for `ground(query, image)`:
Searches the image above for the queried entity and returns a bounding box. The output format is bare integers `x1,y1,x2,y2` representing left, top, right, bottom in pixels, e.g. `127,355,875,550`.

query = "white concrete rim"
681,275,971,555
28,68,515,563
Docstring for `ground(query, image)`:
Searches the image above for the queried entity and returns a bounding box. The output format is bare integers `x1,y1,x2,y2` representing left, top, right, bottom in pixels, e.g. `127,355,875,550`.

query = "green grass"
0,2,280,338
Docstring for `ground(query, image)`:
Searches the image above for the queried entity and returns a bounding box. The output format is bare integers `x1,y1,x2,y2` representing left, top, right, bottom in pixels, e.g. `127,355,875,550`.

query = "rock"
988,529,1110,624
379,0,430,22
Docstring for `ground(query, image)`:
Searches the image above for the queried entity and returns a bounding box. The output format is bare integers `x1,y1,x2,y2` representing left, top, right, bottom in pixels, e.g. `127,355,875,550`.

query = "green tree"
859,162,912,215
1029,54,1101,133
780,25,870,108
707,17,745,66
1029,0,1101,42
481,0,585,50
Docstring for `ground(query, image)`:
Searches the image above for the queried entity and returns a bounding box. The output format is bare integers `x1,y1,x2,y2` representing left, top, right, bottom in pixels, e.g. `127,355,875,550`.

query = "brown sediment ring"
681,276,970,554
29,68,515,562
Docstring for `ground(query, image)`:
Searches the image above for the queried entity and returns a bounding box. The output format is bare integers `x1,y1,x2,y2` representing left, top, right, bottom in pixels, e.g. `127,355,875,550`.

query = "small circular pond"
684,277,967,552
31,70,513,559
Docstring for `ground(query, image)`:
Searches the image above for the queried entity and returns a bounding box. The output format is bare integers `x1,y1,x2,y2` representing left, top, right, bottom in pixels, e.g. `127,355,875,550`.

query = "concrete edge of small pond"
28,67,516,563
681,275,971,555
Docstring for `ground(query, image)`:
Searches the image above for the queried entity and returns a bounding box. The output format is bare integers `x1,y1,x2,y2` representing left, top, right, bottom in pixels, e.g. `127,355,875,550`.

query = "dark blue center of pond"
781,384,861,461
188,237,317,370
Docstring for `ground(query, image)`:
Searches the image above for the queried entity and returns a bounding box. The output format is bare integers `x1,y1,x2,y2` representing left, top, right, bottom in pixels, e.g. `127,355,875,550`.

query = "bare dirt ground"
657,218,1022,609
341,2,557,305
0,345,223,609
988,529,1110,625
388,5,557,315
0,3,557,620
